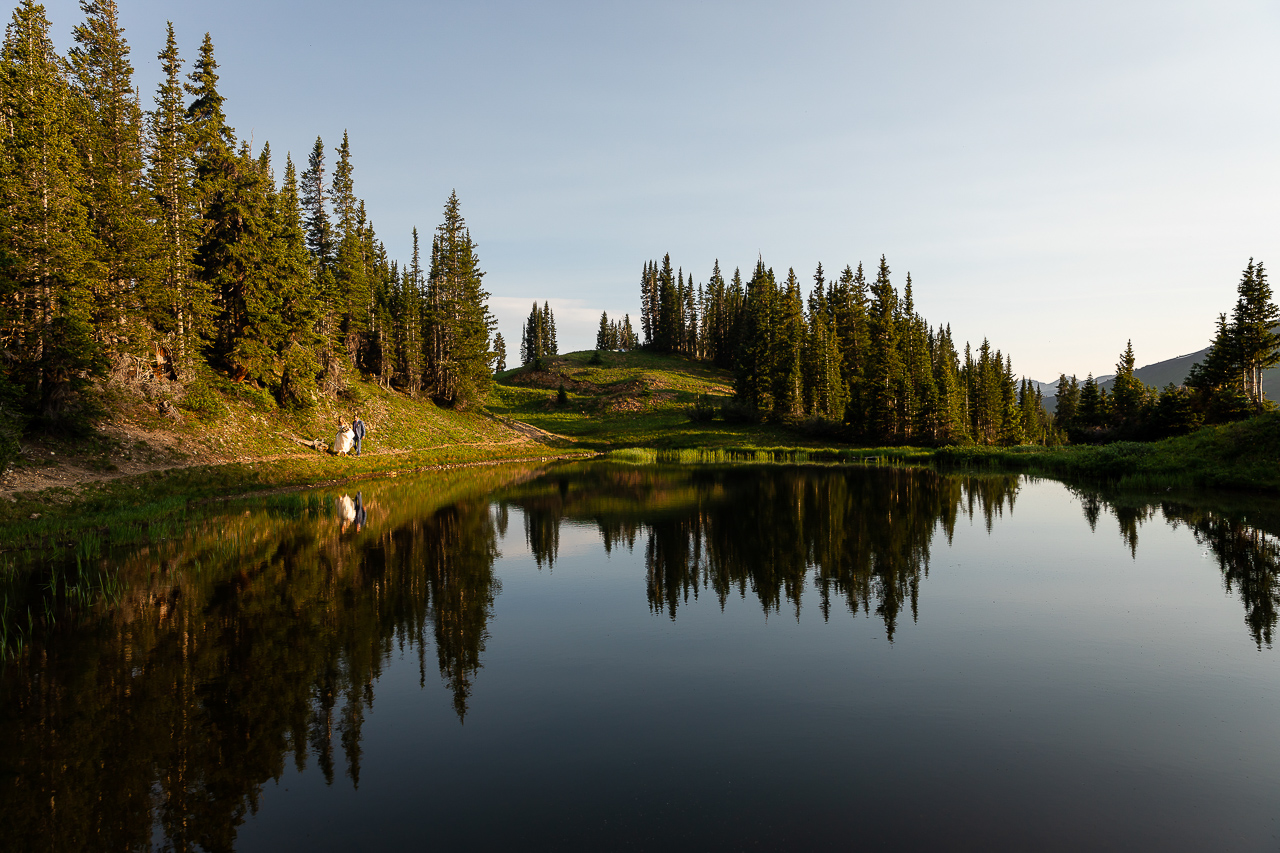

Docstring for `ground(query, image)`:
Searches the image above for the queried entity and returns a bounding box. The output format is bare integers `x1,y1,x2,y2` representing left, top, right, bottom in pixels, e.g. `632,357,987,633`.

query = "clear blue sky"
40,0,1280,380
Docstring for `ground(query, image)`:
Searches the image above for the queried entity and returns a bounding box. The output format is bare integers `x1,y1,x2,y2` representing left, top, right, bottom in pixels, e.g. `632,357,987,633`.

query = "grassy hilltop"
489,349,830,451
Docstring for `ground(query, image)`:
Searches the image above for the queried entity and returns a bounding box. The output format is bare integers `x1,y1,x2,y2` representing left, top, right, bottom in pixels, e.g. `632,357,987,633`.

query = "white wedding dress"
334,426,355,455
337,494,355,523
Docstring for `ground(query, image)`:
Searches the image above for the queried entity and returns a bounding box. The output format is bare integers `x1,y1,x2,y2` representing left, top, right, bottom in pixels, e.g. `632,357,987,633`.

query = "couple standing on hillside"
335,414,366,457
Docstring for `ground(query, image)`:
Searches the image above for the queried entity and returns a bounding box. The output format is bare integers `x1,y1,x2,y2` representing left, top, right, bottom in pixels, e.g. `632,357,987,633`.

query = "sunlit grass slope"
489,350,834,450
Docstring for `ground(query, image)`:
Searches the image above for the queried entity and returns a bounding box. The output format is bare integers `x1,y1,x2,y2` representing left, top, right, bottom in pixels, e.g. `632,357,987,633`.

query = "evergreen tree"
639,260,657,347
424,191,493,406
831,263,869,435
595,310,610,350
773,267,804,418
1077,374,1103,429
997,356,1022,445
865,256,901,441
300,135,332,270
933,325,968,443
269,154,321,406
328,131,368,367
492,332,506,373
734,259,776,414
70,0,157,360
1110,340,1145,426
393,229,424,395
147,22,205,371
0,0,99,417
620,313,636,351
655,254,678,353
520,300,556,367
1054,374,1080,430
1231,259,1280,407
542,300,557,357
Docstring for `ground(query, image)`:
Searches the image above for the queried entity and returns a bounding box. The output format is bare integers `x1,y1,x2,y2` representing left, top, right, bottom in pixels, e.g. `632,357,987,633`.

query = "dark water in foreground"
2,463,1279,851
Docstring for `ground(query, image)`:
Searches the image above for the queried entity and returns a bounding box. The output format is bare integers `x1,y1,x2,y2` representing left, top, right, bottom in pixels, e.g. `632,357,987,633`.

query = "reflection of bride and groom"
338,491,368,533
334,414,366,456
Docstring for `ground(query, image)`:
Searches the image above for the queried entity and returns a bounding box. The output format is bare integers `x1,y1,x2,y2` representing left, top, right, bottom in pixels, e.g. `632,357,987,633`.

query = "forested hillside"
633,254,1055,446
0,1,495,451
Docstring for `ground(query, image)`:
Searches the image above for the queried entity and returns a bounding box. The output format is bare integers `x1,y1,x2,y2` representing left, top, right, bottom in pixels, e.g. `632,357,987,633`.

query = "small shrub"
687,393,717,423
556,382,569,407
796,416,844,439
721,399,763,424
337,382,367,406
180,380,226,421
233,381,277,412
588,350,604,366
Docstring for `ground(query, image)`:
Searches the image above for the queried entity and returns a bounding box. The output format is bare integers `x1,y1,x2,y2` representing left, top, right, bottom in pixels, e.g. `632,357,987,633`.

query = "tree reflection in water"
1069,484,1280,648
2,463,1279,851
0,467,516,852
498,465,1021,640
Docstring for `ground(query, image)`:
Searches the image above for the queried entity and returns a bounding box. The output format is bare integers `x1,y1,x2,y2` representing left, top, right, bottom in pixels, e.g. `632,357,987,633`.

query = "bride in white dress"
334,420,356,455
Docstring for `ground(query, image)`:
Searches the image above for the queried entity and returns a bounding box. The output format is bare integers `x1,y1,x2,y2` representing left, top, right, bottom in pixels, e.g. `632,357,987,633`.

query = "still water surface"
2,463,1278,850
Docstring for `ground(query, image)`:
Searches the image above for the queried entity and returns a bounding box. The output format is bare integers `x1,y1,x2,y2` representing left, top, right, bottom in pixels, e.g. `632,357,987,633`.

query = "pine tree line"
0,1,495,436
520,300,558,369
640,253,1055,445
1054,259,1279,441
594,311,637,352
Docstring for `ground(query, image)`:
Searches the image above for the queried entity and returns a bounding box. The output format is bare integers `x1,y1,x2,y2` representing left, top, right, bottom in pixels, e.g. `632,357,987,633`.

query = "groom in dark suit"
352,414,366,456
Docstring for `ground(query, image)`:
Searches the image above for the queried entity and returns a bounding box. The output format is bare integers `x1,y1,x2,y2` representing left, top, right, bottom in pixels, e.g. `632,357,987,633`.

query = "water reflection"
1070,485,1280,648
496,466,1021,639
2,463,1279,851
0,466,517,852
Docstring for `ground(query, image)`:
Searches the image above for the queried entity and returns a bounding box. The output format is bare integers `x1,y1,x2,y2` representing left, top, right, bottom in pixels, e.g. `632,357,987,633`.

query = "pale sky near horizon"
38,0,1280,380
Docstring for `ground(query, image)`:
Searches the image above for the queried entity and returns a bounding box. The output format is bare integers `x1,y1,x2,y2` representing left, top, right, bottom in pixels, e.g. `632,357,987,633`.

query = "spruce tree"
425,191,494,405
0,0,99,417
621,314,636,351
1077,374,1103,428
655,254,678,353
1054,374,1080,430
772,267,804,418
147,22,205,371
70,0,157,360
866,256,902,441
328,131,368,365
542,300,557,357
934,325,968,443
1110,340,1144,426
595,311,610,350
269,153,322,406
831,263,869,435
300,136,333,269
493,332,506,373
1231,259,1280,406
734,259,776,414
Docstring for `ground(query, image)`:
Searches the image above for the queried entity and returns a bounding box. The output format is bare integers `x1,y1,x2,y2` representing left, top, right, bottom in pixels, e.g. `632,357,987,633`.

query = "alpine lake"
2,460,1278,851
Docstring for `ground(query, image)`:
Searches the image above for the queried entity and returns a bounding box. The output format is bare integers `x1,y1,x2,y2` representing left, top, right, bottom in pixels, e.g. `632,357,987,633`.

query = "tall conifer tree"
70,0,157,358
0,0,99,416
